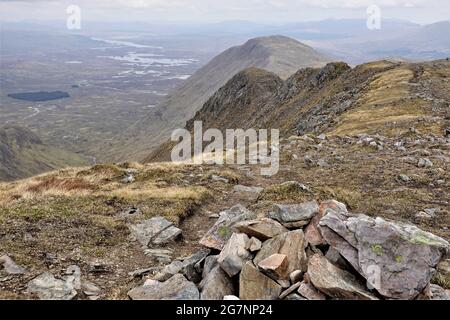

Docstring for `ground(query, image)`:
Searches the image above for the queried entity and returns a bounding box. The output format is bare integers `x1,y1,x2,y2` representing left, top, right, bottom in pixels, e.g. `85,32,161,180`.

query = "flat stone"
128,274,199,300
279,282,302,299
269,201,319,228
218,233,252,277
308,254,378,300
235,218,288,241
254,230,308,279
26,272,77,300
239,262,282,300
129,217,181,247
200,205,255,250
233,185,263,194
297,281,327,300
257,254,289,280
154,260,184,281
285,293,306,300
199,265,234,300
0,255,27,275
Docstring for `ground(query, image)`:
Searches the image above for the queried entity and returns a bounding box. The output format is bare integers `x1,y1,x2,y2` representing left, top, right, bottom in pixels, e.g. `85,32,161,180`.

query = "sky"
0,0,449,24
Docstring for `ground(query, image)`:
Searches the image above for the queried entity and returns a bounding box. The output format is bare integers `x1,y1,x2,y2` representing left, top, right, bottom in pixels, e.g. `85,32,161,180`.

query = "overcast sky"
0,0,449,24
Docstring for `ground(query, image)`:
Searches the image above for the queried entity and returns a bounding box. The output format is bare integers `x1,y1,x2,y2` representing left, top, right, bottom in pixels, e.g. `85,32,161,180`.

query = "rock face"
218,233,253,277
26,272,77,300
239,262,282,300
128,274,199,300
129,217,181,247
319,211,450,300
254,230,308,278
269,201,319,228
199,265,234,300
235,218,288,241
0,255,27,275
200,205,255,250
307,254,378,300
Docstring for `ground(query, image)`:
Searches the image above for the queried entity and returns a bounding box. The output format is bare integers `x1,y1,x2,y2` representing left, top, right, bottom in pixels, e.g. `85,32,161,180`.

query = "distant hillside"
0,126,88,181
148,59,450,162
105,35,331,161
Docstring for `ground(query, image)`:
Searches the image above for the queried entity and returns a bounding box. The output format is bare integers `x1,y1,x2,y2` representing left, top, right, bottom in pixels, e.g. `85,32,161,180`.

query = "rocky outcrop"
125,201,449,301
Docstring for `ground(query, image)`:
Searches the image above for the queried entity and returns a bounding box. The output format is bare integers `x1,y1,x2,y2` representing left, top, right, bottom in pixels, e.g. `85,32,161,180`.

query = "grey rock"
418,158,433,168
26,272,77,300
211,175,229,183
269,201,319,228
202,255,219,279
284,293,306,300
239,262,282,300
218,233,252,277
128,267,158,278
181,249,210,282
128,274,199,300
398,174,411,183
200,204,255,250
154,260,184,281
319,212,450,300
122,175,135,184
233,185,263,194
308,254,378,300
130,217,181,247
82,281,101,296
0,255,27,275
199,265,234,300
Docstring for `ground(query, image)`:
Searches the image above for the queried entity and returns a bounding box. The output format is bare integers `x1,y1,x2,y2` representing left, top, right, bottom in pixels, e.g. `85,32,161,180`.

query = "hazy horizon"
1,0,449,25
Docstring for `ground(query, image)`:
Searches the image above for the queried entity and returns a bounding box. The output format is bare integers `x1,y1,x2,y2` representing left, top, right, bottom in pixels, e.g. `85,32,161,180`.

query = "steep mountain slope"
105,35,330,161
0,126,88,181
147,59,450,162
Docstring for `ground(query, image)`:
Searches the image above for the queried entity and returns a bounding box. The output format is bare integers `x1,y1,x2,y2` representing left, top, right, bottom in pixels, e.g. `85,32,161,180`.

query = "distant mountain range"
0,126,87,181
107,35,331,161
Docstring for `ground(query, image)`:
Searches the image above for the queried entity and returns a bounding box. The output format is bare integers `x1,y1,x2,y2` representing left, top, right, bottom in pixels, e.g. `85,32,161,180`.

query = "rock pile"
128,200,450,300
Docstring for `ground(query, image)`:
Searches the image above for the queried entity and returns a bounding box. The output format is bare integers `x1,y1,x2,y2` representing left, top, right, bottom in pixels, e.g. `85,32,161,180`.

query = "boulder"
235,218,288,241
269,201,319,228
218,233,252,277
308,254,378,300
239,262,282,300
199,265,234,300
257,254,289,280
254,230,308,279
26,272,77,300
297,281,327,300
200,205,255,250
128,274,199,300
129,217,181,247
320,212,450,300
0,255,27,275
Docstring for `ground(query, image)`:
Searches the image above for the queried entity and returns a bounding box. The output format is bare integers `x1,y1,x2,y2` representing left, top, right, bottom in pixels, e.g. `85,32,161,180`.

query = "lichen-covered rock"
200,205,255,250
319,212,450,300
